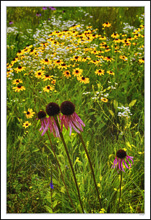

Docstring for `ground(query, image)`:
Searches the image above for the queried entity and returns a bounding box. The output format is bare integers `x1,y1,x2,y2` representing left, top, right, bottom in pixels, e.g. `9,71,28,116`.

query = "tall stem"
46,131,77,213
118,171,122,213
78,133,101,208
54,116,84,213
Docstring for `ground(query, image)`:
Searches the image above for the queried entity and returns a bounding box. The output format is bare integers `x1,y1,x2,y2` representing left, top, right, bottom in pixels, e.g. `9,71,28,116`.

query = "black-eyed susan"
43,85,54,92
40,58,51,65
12,79,23,85
16,50,24,56
13,85,25,92
99,36,107,40
114,38,121,43
71,55,82,62
23,108,35,119
103,56,113,62
77,76,89,84
58,63,68,70
107,70,115,76
72,68,83,77
23,121,31,129
42,74,52,81
51,79,56,85
54,59,63,65
111,33,120,38
119,55,128,61
63,70,71,79
14,65,26,73
95,69,104,76
102,22,111,28
138,58,144,64
35,70,45,79
101,97,108,102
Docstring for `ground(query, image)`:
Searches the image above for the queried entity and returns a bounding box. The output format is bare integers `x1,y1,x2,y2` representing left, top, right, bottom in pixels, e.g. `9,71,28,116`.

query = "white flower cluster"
7,27,19,34
123,22,135,34
117,106,132,118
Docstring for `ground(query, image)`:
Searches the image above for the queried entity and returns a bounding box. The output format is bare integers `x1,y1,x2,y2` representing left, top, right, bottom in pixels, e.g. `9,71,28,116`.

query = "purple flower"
37,111,48,135
49,7,56,10
36,13,41,17
50,180,54,189
112,149,134,172
44,102,61,138
60,101,85,135
9,21,13,25
42,7,47,10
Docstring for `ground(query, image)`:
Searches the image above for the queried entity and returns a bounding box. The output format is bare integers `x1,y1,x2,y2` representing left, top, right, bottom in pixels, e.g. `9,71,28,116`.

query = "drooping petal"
127,156,134,164
118,158,121,170
70,120,80,133
123,159,129,169
74,112,85,127
41,121,49,136
120,160,125,172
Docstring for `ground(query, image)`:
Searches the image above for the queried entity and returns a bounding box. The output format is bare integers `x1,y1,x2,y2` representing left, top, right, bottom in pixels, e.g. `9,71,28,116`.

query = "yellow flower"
14,65,26,73
42,74,53,81
101,97,108,102
43,85,54,92
77,76,89,84
102,22,111,27
111,33,119,38
23,108,35,119
23,121,31,129
12,79,23,85
95,69,104,76
35,70,45,78
99,208,106,213
63,70,71,79
13,85,25,92
72,68,83,77
107,70,115,75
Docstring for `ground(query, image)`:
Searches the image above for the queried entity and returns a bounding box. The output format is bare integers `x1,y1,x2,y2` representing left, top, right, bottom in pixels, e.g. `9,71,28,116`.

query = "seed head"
60,101,75,116
46,102,60,116
38,111,46,119
116,149,127,159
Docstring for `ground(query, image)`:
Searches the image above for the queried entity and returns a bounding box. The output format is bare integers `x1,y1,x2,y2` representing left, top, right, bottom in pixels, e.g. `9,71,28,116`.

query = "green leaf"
44,205,53,213
129,99,137,107
109,110,114,117
113,100,118,109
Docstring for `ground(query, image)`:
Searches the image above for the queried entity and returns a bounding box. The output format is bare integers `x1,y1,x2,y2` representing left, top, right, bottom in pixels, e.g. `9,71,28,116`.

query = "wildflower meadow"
6,6,146,214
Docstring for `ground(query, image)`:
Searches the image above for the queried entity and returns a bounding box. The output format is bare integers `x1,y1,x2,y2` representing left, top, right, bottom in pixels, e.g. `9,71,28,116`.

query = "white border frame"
1,1,150,219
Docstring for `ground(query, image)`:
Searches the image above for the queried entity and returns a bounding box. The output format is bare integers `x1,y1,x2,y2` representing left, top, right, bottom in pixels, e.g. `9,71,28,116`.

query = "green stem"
118,171,122,213
46,131,77,213
78,133,101,208
54,116,84,213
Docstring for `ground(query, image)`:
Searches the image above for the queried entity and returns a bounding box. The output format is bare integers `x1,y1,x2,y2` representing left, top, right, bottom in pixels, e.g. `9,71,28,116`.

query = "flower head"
24,108,35,119
50,179,54,189
112,149,134,172
60,101,85,135
23,121,31,129
40,103,60,137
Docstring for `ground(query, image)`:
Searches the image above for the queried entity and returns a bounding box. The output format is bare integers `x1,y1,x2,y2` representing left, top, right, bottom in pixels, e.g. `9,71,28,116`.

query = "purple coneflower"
37,111,48,136
9,21,13,25
49,7,56,10
60,101,85,135
112,149,134,172
44,102,60,138
42,7,47,10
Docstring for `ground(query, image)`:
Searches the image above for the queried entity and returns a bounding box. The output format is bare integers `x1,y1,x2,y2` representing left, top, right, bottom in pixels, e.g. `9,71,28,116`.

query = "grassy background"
7,7,144,213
